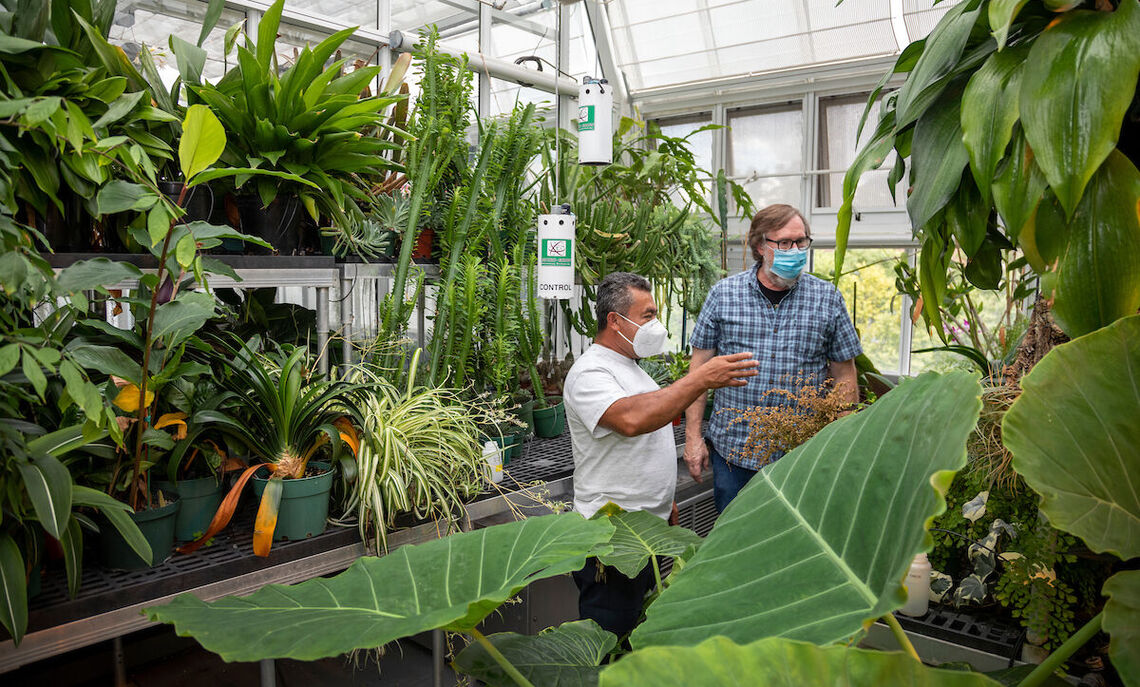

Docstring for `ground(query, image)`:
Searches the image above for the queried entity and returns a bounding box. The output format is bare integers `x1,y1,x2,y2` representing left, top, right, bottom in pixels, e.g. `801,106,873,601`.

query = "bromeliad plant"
184,0,410,231
176,339,366,557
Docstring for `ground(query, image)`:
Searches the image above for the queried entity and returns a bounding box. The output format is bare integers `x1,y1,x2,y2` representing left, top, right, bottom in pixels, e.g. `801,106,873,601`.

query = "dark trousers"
572,557,656,640
710,442,758,513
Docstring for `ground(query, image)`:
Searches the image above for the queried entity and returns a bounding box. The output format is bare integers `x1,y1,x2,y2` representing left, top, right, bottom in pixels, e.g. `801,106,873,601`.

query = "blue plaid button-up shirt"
690,265,862,470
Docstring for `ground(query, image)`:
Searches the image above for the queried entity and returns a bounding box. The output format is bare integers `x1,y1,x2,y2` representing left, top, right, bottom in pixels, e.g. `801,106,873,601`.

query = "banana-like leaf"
600,636,1002,687
0,533,27,646
989,0,1031,49
894,0,983,128
147,514,614,662
591,504,702,580
59,516,83,599
1104,571,1140,687
991,125,1047,242
453,620,617,687
1033,151,1140,338
1019,0,1140,218
961,45,1027,204
908,89,969,231
252,474,282,558
1003,314,1140,559
15,452,71,540
72,485,152,565
632,371,982,649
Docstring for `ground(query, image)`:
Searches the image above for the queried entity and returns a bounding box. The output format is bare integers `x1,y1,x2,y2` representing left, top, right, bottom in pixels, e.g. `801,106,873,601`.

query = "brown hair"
748,204,810,264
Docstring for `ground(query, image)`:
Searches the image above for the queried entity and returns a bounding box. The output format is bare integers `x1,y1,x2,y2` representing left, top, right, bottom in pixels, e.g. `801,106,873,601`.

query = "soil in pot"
250,461,335,541
233,194,306,255
156,476,225,542
98,494,181,571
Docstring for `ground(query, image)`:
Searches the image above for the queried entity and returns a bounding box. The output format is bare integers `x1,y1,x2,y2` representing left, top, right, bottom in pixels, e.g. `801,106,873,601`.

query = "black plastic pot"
159,181,216,225
233,194,305,255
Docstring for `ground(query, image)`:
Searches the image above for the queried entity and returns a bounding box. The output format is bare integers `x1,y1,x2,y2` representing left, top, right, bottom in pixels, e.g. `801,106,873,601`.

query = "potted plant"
176,339,367,556
181,0,410,254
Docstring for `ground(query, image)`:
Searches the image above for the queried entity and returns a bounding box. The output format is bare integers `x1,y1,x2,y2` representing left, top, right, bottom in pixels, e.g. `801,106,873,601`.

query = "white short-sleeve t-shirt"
563,343,677,520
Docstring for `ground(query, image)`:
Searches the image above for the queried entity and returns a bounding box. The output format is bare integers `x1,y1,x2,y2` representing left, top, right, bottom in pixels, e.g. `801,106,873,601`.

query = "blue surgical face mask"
770,246,808,280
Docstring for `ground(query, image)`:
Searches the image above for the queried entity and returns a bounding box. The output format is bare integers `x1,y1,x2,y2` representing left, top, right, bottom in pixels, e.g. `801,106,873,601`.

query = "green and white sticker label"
541,238,572,267
578,105,595,132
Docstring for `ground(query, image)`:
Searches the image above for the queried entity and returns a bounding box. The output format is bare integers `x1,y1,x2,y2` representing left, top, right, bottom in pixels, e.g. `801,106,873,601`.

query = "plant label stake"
537,205,575,300
577,77,612,166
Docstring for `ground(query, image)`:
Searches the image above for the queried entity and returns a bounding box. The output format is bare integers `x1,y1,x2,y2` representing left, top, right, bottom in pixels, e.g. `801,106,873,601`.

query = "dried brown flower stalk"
721,375,856,468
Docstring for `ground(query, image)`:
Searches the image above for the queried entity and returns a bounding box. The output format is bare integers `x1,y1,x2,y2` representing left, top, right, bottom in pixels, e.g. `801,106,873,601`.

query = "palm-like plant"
176,338,367,556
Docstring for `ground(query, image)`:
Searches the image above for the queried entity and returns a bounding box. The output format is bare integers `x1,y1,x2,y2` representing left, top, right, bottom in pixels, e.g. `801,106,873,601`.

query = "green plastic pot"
533,398,566,438
156,476,225,542
490,433,518,466
251,461,335,541
511,429,530,461
98,495,181,570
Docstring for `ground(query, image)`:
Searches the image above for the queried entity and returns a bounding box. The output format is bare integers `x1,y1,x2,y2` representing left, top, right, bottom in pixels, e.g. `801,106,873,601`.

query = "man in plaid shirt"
685,204,862,512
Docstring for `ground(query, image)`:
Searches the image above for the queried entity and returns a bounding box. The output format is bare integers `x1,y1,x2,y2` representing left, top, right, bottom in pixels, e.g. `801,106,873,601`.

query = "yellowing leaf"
113,383,155,413
155,412,189,440
179,104,226,181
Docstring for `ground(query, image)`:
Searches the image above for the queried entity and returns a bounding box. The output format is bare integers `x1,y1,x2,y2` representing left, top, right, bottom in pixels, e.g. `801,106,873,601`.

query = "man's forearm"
604,375,710,437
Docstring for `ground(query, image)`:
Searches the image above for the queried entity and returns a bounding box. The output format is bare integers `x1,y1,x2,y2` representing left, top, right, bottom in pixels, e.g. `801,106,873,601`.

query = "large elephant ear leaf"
590,504,702,580
146,514,613,662
632,371,982,649
453,620,617,687
600,636,1003,687
1003,314,1140,559
1103,570,1140,687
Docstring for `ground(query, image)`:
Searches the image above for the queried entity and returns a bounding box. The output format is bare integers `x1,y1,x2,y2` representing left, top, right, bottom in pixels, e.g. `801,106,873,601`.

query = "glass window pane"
817,94,905,209
812,248,906,374
655,113,714,208
728,103,803,210
110,0,245,85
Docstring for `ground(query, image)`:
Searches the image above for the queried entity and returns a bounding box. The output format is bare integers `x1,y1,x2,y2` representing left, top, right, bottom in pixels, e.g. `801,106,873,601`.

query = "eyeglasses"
765,237,813,251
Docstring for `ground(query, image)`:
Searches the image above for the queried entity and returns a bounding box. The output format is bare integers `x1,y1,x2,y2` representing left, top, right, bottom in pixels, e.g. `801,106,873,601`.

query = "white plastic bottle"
900,553,932,617
483,441,503,484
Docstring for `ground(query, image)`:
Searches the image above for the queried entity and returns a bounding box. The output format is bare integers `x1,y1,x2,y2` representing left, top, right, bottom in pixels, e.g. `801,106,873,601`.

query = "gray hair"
596,272,651,332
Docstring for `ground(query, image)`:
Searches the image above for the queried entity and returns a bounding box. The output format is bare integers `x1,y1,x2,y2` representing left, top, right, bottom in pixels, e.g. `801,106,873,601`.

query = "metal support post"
112,636,126,687
316,286,330,375
432,629,445,687
260,658,276,687
478,1,492,119
417,285,427,350
341,275,354,375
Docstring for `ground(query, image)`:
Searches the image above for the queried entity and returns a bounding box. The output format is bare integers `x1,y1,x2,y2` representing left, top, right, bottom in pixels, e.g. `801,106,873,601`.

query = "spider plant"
176,338,366,556
336,349,501,552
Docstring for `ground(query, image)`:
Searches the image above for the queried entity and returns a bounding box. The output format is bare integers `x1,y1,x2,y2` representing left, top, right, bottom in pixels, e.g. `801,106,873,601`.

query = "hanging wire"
554,0,561,206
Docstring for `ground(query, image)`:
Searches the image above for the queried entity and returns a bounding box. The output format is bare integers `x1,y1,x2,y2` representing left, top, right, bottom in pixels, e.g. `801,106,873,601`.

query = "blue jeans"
709,442,757,513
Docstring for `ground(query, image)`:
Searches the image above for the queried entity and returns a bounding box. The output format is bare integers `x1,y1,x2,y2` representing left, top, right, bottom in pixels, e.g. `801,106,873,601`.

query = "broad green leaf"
91,90,144,130
601,636,1002,687
1019,0,1140,218
198,0,226,47
15,451,72,539
991,126,1047,241
1037,151,1140,337
0,251,27,294
146,514,614,662
68,344,142,385
187,166,320,189
0,344,19,377
57,258,142,293
256,0,285,72
1103,571,1140,687
591,505,702,580
632,372,982,649
71,485,152,565
179,105,226,181
944,176,988,257
25,424,107,457
0,533,27,646
151,291,216,345
894,0,983,128
96,180,157,215
174,233,196,268
169,35,207,85
961,46,1026,204
147,205,172,247
223,19,245,56
989,0,1030,49
23,96,61,126
908,89,969,231
1003,313,1140,559
21,349,46,399
0,33,50,53
454,620,617,687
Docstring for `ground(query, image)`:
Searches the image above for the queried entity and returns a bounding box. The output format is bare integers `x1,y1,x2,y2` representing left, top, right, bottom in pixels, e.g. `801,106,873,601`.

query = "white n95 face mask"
617,313,669,358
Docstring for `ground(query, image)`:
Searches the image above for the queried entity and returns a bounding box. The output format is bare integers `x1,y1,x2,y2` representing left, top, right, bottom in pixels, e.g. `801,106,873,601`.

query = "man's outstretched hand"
693,351,758,389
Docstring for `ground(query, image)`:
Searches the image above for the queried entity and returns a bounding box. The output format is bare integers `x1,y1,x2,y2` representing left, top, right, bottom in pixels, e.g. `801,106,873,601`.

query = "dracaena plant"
174,338,367,557
180,0,410,231
835,0,1140,341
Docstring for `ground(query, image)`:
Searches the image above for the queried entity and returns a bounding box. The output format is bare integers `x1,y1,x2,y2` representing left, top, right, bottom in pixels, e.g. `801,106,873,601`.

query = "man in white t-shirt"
564,272,758,639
